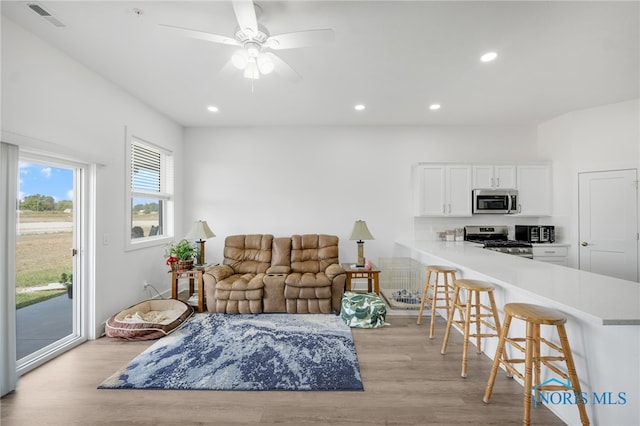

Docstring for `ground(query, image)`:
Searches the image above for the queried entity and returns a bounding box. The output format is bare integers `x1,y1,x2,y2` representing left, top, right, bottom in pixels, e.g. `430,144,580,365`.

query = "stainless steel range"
464,225,533,259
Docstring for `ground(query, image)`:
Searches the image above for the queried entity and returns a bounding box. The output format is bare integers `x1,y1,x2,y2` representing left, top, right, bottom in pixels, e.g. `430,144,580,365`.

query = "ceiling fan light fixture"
243,60,260,79
246,42,261,59
231,50,248,69
257,55,274,75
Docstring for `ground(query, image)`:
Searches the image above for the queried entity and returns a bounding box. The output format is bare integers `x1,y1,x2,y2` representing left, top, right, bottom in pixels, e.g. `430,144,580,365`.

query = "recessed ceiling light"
480,52,498,63
429,104,441,111
207,106,219,113
354,104,366,111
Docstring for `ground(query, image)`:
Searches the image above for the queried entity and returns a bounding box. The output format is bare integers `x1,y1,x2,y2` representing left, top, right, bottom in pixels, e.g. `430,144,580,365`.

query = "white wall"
184,125,539,265
1,17,184,336
538,99,640,268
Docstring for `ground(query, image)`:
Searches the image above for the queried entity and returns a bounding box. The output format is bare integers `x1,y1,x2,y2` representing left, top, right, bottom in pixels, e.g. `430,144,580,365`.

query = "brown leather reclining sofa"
203,234,346,314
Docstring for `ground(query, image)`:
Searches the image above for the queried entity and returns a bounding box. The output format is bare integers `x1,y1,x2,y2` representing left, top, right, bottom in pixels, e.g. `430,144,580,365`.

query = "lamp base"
196,240,206,266
356,240,365,267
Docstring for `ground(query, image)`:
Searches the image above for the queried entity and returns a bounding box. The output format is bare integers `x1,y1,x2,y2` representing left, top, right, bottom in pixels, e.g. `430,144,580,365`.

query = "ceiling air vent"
27,3,66,27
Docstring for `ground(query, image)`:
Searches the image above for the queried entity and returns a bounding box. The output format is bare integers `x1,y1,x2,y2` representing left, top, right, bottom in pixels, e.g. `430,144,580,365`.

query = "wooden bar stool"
441,279,502,378
483,303,589,426
416,265,456,338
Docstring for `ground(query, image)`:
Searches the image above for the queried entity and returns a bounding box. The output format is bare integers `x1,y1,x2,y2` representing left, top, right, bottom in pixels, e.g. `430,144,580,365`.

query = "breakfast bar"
395,240,640,426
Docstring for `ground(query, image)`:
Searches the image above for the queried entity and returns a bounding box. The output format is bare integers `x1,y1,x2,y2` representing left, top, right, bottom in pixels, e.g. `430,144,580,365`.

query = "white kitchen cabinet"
516,164,552,216
472,165,516,189
532,245,568,266
413,164,472,217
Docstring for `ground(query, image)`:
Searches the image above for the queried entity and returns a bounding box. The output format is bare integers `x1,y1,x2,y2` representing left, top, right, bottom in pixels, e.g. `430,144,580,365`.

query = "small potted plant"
165,239,197,271
60,272,73,298
165,256,178,272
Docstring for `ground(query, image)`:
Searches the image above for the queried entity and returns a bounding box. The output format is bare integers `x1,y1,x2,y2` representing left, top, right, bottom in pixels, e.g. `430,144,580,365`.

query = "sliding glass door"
16,154,85,373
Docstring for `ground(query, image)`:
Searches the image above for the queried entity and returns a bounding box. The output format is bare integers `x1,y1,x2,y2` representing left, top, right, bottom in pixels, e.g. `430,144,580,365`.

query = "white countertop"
396,240,640,325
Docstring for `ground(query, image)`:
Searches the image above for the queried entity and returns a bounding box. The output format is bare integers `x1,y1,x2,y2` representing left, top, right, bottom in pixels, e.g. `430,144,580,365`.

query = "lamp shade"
349,220,374,241
184,220,216,241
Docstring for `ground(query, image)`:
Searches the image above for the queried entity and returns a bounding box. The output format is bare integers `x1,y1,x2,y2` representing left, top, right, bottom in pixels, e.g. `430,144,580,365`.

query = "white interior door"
578,169,638,281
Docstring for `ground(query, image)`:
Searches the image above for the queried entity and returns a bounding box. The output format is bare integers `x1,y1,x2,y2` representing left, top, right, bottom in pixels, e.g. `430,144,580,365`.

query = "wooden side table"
171,267,205,312
341,263,381,295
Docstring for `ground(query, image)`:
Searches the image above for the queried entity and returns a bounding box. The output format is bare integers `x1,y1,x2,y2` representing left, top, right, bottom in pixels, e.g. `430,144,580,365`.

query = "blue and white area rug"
98,313,363,391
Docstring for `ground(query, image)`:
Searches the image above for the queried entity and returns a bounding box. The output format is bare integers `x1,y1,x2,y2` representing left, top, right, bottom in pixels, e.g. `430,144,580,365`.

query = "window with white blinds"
131,143,161,193
127,137,173,246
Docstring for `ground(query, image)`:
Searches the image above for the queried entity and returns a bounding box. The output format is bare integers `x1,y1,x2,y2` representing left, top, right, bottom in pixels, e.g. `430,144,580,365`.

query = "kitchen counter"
396,240,639,325
395,240,640,425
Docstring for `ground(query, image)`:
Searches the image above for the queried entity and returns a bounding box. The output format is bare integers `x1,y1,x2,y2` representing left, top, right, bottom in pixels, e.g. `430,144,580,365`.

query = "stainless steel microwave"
472,189,518,214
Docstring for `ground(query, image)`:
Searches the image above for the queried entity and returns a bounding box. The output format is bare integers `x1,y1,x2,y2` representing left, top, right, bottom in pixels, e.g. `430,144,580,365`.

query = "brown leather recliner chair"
204,234,346,314
283,234,345,314
203,234,273,314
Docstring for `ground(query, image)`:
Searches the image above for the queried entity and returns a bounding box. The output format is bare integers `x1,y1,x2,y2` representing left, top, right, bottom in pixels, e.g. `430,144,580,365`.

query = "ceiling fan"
159,1,334,82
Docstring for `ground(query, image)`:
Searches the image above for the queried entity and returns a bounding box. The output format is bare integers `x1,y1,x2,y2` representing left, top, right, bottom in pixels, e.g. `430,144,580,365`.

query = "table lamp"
185,220,216,265
349,220,374,267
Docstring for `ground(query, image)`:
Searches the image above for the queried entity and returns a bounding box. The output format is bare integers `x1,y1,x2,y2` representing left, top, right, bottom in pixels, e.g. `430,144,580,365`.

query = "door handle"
581,242,589,247
70,248,78,256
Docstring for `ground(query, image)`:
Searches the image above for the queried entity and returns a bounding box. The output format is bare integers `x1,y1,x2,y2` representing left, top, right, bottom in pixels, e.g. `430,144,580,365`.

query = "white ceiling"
2,1,639,127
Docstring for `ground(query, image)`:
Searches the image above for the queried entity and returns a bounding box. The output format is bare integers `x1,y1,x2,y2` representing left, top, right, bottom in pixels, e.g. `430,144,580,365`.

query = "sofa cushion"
266,265,291,275
290,234,340,273
216,273,265,291
285,272,331,288
215,273,265,303
223,234,273,274
271,237,292,268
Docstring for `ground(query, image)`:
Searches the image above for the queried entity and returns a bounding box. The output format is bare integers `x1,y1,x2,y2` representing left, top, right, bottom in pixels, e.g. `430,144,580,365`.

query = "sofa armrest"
325,263,346,280
204,264,234,282
267,265,291,275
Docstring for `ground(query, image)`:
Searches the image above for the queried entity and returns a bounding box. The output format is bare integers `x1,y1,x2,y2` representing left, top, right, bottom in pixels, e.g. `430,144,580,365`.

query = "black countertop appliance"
515,225,555,243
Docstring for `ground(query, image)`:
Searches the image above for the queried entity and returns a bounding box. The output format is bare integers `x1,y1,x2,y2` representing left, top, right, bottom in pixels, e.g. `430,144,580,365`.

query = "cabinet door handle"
448,204,451,213
544,250,555,254
443,204,446,214
496,177,500,187
581,242,589,247
491,177,495,187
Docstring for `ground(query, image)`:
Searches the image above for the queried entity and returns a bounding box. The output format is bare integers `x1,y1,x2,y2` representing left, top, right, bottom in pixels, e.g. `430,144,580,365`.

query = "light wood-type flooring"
1,315,564,425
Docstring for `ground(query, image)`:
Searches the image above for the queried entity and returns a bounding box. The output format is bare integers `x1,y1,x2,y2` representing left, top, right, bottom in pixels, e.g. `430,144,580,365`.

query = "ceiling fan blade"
265,52,301,83
159,24,241,46
266,29,334,50
232,0,258,35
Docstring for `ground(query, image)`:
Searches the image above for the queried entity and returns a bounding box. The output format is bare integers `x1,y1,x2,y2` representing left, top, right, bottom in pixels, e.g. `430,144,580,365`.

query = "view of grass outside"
131,201,161,238
16,211,72,309
16,209,159,309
